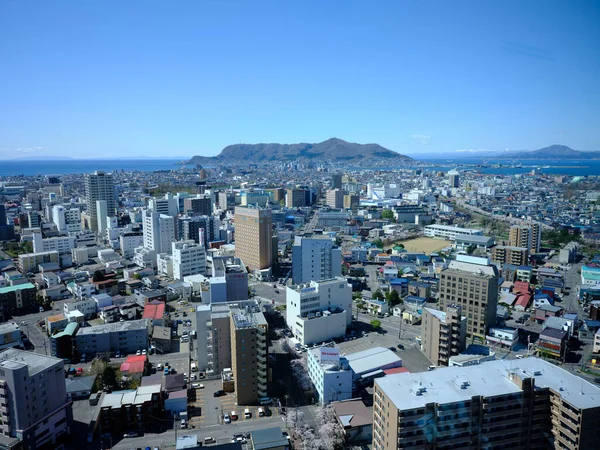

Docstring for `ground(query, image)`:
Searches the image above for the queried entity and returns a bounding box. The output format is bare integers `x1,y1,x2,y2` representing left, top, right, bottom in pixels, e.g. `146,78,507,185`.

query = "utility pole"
398,311,402,339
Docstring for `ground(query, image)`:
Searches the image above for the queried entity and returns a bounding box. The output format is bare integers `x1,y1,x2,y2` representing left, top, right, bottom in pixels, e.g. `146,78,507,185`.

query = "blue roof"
404,295,427,304
390,278,409,285
250,427,288,450
517,265,532,270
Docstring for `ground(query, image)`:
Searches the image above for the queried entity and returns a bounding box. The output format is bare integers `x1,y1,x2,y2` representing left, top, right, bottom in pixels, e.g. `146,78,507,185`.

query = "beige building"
373,357,600,450
343,193,360,210
509,223,542,254
18,250,59,274
439,255,498,342
285,189,307,208
230,304,268,405
421,305,466,366
234,206,272,271
326,189,344,209
491,245,529,266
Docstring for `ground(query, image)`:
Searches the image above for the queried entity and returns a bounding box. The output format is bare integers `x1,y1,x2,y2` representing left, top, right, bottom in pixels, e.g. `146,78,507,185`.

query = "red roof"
120,355,147,374
142,301,165,320
513,281,530,294
384,367,410,375
514,293,532,309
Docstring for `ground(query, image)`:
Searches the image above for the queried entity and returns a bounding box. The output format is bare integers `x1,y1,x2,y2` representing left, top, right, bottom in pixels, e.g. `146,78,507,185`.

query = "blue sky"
1,0,599,159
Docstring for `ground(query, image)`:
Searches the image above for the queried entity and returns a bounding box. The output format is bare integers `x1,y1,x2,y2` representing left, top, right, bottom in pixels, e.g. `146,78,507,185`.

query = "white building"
291,235,342,284
316,211,350,228
52,205,66,232
142,209,175,254
209,256,248,303
63,298,97,319
149,193,179,217
172,240,206,280
424,224,483,240
70,281,96,300
120,232,144,258
53,205,81,234
84,170,116,232
307,346,353,404
486,327,519,350
286,277,352,345
96,200,108,236
32,232,77,255
157,253,173,278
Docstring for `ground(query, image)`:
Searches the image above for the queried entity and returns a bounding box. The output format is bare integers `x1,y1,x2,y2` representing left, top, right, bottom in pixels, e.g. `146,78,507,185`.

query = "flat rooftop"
346,346,402,375
0,348,63,376
76,318,149,335
376,357,600,411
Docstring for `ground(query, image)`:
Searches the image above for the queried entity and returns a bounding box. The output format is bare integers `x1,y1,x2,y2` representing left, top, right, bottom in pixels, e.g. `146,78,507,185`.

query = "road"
250,282,287,305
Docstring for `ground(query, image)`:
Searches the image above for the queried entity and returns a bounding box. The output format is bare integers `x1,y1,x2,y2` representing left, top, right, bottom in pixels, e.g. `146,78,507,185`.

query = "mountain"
186,138,412,164
499,145,600,159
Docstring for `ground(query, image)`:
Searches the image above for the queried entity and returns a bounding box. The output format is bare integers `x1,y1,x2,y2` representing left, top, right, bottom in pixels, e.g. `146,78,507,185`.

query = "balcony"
257,352,267,362
257,359,267,370
258,371,268,382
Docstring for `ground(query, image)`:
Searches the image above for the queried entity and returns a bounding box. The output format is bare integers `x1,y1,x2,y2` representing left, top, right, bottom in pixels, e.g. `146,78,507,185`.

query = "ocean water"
0,159,183,177
417,158,600,176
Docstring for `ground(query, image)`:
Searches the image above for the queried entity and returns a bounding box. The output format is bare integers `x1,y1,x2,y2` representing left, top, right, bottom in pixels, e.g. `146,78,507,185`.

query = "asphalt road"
250,282,287,305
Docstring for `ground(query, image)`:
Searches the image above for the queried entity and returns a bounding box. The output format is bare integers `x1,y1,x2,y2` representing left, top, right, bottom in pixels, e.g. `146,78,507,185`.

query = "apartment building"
509,223,542,254
326,189,344,209
120,232,144,258
32,233,77,255
18,251,59,274
0,283,37,318
491,245,529,266
0,349,72,449
286,277,352,345
209,256,248,303
234,206,272,271
373,357,600,450
149,193,179,217
84,170,116,232
343,193,360,210
183,195,212,216
202,303,232,377
178,215,220,246
172,240,206,280
439,255,499,342
142,209,175,254
421,305,466,366
291,235,342,284
424,224,483,240
74,319,150,358
286,189,307,208
229,303,268,405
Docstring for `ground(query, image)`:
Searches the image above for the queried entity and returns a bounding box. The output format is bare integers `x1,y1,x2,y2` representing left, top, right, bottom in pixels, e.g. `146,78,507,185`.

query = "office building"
183,195,212,216
84,171,116,232
439,255,499,342
240,190,272,207
343,193,360,210
230,303,268,405
119,232,144,258
142,209,175,254
74,319,150,357
491,245,529,266
373,357,600,450
209,256,248,303
421,305,467,367
0,205,15,241
0,349,72,448
52,205,81,234
509,223,542,254
559,241,579,264
286,277,352,345
149,193,179,217
291,235,342,284
179,215,219,247
331,173,343,190
234,206,272,271
307,346,352,404
286,189,307,208
326,189,344,209
32,233,77,255
448,169,460,188
316,211,350,228
172,240,206,280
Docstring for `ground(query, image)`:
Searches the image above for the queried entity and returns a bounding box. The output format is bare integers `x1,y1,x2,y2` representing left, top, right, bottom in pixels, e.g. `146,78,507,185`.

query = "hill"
500,145,600,159
186,138,412,164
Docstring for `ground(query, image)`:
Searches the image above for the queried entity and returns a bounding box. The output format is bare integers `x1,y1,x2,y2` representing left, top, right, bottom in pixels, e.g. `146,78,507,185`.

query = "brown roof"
332,399,372,428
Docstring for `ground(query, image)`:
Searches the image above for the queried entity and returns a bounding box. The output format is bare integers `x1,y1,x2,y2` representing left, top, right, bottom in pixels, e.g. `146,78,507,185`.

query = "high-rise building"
234,206,272,271
179,215,220,247
183,195,212,216
0,205,15,241
172,240,206,280
326,189,344,209
509,223,542,254
142,210,175,254
286,189,307,208
203,303,232,377
439,255,499,342
149,193,179,217
210,256,248,303
331,173,343,190
343,193,360,210
0,348,73,448
96,200,108,236
230,303,268,405
448,169,460,188
421,305,466,367
491,245,529,266
373,357,600,450
84,171,116,232
291,235,342,284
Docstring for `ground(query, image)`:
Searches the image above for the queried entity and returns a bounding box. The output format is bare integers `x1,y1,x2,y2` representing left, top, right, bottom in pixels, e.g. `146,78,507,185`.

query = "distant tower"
448,170,460,188
85,171,116,232
331,173,343,190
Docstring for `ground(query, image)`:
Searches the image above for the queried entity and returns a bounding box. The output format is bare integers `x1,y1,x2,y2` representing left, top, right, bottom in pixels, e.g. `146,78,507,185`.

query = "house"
332,399,373,445
513,293,532,312
536,327,568,361
250,427,290,450
142,300,166,326
364,299,389,316
534,304,563,322
408,281,431,298
164,373,186,393
389,278,408,296
65,375,96,400
500,280,513,294
120,355,149,380
403,295,427,311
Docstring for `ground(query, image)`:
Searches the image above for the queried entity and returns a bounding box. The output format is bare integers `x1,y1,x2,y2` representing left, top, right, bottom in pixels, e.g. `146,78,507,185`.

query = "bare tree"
290,358,313,391
316,405,344,450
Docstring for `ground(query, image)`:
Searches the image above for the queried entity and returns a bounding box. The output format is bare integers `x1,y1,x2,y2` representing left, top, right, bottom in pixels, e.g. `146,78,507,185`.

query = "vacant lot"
395,237,452,253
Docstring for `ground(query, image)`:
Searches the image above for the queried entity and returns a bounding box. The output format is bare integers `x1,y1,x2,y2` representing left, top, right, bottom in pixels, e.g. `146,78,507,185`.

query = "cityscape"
1,2,600,450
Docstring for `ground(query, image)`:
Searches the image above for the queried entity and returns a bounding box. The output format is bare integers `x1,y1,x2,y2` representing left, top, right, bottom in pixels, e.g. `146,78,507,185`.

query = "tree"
316,405,345,450
466,244,477,255
370,319,382,330
386,289,401,307
372,289,384,300
133,273,142,280
373,238,384,249
381,209,395,221
92,270,105,282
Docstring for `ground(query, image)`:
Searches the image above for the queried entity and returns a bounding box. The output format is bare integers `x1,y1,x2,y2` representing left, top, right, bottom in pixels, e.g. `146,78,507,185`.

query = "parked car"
191,383,204,389
388,346,397,352
244,408,252,419
397,343,405,350
123,431,139,438
223,414,231,424
214,390,225,397
136,350,142,356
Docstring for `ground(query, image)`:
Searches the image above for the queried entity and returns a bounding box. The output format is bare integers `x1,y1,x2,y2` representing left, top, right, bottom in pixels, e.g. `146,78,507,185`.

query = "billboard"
320,347,340,362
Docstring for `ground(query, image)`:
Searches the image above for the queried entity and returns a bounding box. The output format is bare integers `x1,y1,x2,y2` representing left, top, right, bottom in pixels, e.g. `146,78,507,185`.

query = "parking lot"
188,378,280,429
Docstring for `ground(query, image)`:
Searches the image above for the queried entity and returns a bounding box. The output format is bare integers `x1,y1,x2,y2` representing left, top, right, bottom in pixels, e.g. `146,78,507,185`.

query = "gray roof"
251,427,288,450
65,375,96,393
346,346,402,375
0,322,19,334
0,348,63,376
376,357,600,411
454,235,494,244
76,318,149,335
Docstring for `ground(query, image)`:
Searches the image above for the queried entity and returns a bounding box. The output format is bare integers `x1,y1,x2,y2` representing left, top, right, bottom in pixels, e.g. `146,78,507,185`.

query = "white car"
191,383,204,389
142,349,147,355
136,350,142,356
223,414,231,424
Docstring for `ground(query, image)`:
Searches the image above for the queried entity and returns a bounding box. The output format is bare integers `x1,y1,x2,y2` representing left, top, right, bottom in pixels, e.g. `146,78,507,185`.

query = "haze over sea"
0,158,599,177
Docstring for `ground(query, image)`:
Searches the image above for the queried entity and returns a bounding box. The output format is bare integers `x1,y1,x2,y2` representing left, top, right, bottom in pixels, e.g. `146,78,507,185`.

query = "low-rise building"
486,327,519,350
0,283,37,318
307,346,352,404
332,399,373,446
346,346,402,388
0,322,22,351
18,250,59,274
74,319,150,358
491,245,529,266
424,224,482,240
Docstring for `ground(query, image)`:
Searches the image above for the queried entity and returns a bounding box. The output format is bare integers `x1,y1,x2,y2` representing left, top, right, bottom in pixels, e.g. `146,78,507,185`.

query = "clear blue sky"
1,0,599,159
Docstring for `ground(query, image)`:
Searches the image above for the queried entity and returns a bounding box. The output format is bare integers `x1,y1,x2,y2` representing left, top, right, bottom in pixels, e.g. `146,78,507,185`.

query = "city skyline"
1,1,599,159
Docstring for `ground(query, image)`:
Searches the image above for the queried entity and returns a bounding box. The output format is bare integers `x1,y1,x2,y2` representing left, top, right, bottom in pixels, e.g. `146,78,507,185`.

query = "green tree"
372,289,384,300
370,319,382,330
92,270,105,282
466,244,477,255
386,289,401,307
373,238,384,249
133,273,142,280
381,209,395,221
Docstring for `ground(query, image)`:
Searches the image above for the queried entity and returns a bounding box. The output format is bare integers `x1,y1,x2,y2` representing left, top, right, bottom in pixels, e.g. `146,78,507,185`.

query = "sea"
0,157,598,177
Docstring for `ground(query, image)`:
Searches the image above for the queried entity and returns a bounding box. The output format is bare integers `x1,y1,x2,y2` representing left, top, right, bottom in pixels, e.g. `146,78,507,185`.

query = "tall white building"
172,240,206,280
120,232,144,258
52,205,66,232
291,235,342,284
142,209,175,254
149,193,179,217
84,171,116,232
286,277,352,345
96,200,108,236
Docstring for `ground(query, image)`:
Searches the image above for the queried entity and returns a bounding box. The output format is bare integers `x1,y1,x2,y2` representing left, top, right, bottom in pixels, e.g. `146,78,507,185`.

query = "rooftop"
76,319,149,335
0,282,36,294
332,399,372,428
250,427,288,450
0,348,63,376
100,384,161,409
0,322,19,334
376,357,600,411
346,346,402,375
